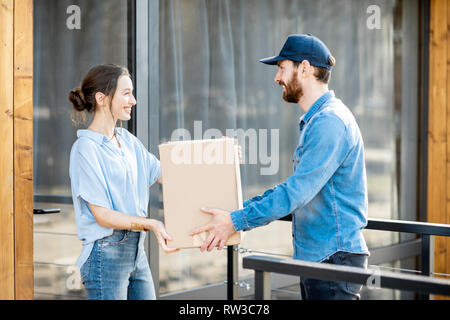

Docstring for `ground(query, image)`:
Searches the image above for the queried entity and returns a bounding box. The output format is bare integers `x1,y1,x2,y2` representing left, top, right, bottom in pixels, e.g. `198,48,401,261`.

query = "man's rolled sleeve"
230,209,250,232
243,188,276,207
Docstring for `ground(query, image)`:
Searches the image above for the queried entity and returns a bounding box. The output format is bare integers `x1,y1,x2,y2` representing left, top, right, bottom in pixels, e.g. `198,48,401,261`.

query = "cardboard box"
159,138,243,249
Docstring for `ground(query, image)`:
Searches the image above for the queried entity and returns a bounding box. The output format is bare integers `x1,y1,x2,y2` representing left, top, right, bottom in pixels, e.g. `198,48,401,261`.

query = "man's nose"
274,70,281,84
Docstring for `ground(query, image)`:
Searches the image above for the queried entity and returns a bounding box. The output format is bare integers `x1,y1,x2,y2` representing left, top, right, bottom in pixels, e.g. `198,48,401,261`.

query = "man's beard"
280,71,303,103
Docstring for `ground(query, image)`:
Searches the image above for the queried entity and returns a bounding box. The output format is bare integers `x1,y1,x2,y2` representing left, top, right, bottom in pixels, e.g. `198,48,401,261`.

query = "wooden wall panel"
13,0,34,300
0,0,15,300
0,0,33,300
447,0,450,296
429,0,450,300
429,0,447,268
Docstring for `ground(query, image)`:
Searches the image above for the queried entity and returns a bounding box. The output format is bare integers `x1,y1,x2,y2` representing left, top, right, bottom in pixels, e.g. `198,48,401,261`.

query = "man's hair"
294,56,336,84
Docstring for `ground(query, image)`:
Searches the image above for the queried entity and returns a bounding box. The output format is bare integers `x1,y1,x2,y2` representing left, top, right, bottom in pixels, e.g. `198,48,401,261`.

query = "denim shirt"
69,128,161,269
230,91,369,262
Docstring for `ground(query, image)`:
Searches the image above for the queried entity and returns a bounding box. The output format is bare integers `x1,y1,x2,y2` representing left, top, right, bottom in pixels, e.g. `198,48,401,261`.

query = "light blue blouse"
69,128,161,269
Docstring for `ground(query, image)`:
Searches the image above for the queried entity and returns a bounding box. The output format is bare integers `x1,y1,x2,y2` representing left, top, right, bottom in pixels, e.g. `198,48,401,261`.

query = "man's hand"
190,207,237,252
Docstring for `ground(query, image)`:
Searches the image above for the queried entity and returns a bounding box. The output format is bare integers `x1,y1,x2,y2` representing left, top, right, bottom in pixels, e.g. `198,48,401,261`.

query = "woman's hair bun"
69,88,92,112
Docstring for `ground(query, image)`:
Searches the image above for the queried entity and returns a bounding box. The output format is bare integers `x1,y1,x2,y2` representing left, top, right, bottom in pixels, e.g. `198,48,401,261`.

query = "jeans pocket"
345,282,363,299
341,252,368,269
80,255,91,284
99,230,129,246
339,253,367,299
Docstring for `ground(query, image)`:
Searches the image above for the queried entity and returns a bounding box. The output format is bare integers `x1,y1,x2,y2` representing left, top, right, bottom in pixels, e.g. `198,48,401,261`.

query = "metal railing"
227,217,450,300
243,254,450,299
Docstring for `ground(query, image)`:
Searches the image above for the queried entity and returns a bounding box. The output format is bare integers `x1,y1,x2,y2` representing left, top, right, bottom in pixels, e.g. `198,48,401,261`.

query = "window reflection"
33,0,130,300
158,0,419,299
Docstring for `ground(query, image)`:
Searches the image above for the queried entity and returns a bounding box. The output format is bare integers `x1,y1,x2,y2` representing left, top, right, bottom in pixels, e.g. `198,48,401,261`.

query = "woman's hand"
147,219,179,254
87,204,178,253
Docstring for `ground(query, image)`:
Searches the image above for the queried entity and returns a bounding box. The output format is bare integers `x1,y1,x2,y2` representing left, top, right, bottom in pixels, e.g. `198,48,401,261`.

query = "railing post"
420,234,435,300
227,245,239,300
430,235,435,276
255,270,271,300
421,234,431,276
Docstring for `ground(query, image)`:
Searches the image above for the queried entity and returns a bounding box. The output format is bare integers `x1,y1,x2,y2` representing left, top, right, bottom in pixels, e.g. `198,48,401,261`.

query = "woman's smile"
124,106,133,114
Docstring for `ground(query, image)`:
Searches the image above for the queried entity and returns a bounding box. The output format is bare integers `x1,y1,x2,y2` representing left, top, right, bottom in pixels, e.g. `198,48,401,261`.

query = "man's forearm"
243,187,277,207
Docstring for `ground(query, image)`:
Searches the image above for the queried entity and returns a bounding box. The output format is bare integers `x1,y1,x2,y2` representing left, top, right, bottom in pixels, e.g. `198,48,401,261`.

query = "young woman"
68,64,178,300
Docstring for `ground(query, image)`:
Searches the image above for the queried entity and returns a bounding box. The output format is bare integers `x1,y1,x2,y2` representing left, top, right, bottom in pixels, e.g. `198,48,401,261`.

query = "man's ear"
300,60,313,78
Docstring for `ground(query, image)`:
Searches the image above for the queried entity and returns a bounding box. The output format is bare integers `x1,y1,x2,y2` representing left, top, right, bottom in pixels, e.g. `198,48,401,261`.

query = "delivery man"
191,34,370,300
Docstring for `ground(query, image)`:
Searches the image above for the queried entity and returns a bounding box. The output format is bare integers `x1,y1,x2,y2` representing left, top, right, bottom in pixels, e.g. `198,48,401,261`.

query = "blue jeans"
300,251,368,300
80,230,156,300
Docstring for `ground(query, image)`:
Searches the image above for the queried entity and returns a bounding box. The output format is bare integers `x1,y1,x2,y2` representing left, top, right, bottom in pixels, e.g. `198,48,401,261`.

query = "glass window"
33,0,132,299
157,0,420,299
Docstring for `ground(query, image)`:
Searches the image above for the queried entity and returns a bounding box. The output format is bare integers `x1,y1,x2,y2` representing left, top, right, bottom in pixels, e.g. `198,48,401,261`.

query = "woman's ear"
95,92,106,107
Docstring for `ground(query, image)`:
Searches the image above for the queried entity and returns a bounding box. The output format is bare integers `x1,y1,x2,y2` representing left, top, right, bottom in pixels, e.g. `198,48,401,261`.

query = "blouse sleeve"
134,135,162,187
145,149,162,187
72,142,112,210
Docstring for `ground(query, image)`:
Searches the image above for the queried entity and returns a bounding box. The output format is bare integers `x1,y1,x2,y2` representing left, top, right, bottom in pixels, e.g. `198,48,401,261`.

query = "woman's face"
109,75,136,121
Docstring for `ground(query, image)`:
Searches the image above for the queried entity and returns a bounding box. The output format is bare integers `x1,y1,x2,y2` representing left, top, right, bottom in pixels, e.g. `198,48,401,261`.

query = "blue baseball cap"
260,34,333,70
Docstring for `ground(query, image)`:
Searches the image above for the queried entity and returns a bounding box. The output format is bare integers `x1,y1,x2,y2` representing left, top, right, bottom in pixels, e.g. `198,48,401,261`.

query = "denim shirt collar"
300,91,335,126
